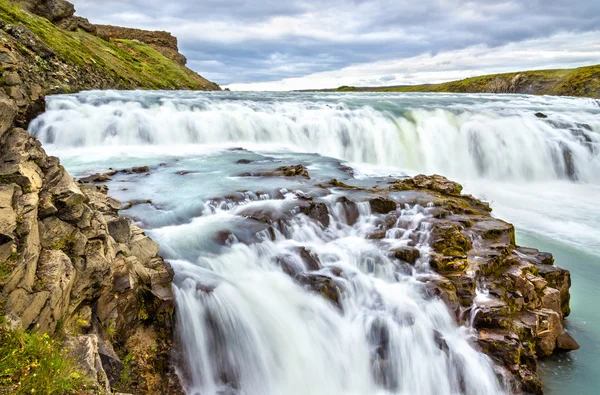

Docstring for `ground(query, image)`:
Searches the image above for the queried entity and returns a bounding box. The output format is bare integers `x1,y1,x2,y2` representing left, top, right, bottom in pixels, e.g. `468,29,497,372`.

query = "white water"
30,91,600,395
31,91,600,182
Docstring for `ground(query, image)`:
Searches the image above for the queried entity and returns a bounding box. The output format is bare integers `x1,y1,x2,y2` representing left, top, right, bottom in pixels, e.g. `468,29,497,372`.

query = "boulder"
391,246,420,264
556,332,580,351
369,197,396,214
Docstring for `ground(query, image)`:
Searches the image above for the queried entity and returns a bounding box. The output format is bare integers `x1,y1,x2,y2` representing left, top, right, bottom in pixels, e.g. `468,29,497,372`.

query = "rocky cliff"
95,25,187,66
0,0,220,393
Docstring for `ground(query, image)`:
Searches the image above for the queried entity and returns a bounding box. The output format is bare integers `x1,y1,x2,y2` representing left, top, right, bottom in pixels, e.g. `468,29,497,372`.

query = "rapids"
29,91,600,395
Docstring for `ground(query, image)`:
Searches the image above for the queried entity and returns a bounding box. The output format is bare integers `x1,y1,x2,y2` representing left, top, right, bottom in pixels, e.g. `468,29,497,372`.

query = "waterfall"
28,90,600,395
156,195,507,395
30,91,600,182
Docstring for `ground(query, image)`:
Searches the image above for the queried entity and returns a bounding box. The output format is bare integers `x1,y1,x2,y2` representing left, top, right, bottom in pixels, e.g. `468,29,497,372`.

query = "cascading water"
166,196,507,395
30,91,600,182
29,90,600,395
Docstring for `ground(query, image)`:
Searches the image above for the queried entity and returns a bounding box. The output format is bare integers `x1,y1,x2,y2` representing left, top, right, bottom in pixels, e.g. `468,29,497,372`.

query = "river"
29,91,600,395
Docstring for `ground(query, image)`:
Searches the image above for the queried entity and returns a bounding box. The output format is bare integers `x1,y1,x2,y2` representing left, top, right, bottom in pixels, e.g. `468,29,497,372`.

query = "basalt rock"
0,129,180,394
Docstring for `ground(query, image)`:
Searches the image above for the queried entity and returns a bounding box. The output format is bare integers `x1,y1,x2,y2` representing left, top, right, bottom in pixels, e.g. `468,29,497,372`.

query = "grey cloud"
69,0,600,86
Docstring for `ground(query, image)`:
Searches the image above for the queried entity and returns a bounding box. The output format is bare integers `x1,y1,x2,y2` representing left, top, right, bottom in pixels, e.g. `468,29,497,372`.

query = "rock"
131,166,150,174
57,16,97,34
107,216,131,244
541,287,561,315
556,332,580,351
64,335,111,394
2,24,55,59
391,246,420,264
534,112,548,118
336,196,360,225
295,273,342,310
299,202,330,228
392,174,463,195
369,197,396,214
294,246,321,271
236,159,253,164
128,227,160,265
4,71,22,86
0,94,18,137
79,173,112,183
242,164,310,178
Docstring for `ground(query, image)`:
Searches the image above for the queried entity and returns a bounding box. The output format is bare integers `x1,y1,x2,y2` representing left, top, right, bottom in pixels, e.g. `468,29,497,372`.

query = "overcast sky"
69,0,600,90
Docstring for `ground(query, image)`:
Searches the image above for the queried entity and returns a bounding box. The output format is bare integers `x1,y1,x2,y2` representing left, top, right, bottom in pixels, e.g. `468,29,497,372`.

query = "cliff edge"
0,0,221,393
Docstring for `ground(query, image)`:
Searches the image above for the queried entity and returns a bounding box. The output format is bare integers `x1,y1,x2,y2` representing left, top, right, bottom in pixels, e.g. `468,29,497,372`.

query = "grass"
0,0,218,90
0,326,90,394
374,65,600,98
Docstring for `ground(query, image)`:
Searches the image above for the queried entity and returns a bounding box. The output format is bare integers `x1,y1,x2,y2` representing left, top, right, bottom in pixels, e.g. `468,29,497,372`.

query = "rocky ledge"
0,126,180,394
177,164,576,395
0,0,221,392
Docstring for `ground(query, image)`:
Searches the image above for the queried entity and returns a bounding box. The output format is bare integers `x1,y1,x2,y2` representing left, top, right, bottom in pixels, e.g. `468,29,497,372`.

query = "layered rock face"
387,175,578,393
0,0,221,393
95,25,187,65
11,0,191,65
0,125,181,393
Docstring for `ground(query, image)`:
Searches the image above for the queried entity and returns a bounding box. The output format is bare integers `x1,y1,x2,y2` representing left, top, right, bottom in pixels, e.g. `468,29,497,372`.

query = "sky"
69,0,600,91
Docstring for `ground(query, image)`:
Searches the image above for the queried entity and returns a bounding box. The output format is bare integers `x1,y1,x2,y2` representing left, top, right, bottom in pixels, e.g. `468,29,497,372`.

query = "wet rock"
391,246,420,264
79,173,112,183
556,332,580,351
534,112,548,119
295,273,342,310
243,164,311,179
131,166,150,174
299,201,330,228
391,174,463,196
367,229,387,239
236,159,254,164
369,197,396,214
294,246,321,271
336,196,360,225
431,223,472,257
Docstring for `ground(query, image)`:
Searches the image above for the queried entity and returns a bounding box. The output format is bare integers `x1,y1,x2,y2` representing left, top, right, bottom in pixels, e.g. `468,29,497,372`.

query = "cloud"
69,0,600,88
226,31,600,91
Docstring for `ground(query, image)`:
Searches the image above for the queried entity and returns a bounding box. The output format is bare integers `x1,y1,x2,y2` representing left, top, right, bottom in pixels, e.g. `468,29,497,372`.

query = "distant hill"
327,64,600,98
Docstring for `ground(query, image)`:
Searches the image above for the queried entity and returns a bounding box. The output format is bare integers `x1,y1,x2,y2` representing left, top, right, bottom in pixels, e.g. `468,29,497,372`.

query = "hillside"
0,0,218,394
333,64,600,98
0,0,219,94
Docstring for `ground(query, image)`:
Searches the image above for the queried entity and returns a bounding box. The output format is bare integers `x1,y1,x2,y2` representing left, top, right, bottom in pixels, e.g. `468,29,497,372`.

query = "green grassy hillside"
336,64,600,98
0,0,219,90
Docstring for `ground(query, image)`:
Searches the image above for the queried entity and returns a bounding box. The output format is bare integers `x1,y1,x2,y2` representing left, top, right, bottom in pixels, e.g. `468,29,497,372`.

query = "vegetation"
0,325,90,394
0,0,218,90
336,85,358,91
374,65,600,98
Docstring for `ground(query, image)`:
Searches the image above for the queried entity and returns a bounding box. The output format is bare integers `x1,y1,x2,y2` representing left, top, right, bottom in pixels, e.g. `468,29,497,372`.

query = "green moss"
432,227,472,257
50,232,77,259
0,0,218,90
113,352,134,391
0,326,90,394
370,64,600,98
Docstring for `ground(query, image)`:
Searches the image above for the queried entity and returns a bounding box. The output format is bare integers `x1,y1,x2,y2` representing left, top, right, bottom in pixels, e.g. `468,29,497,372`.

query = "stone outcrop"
11,0,96,33
0,0,218,392
0,127,180,394
11,0,192,66
214,166,578,394
95,25,187,65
